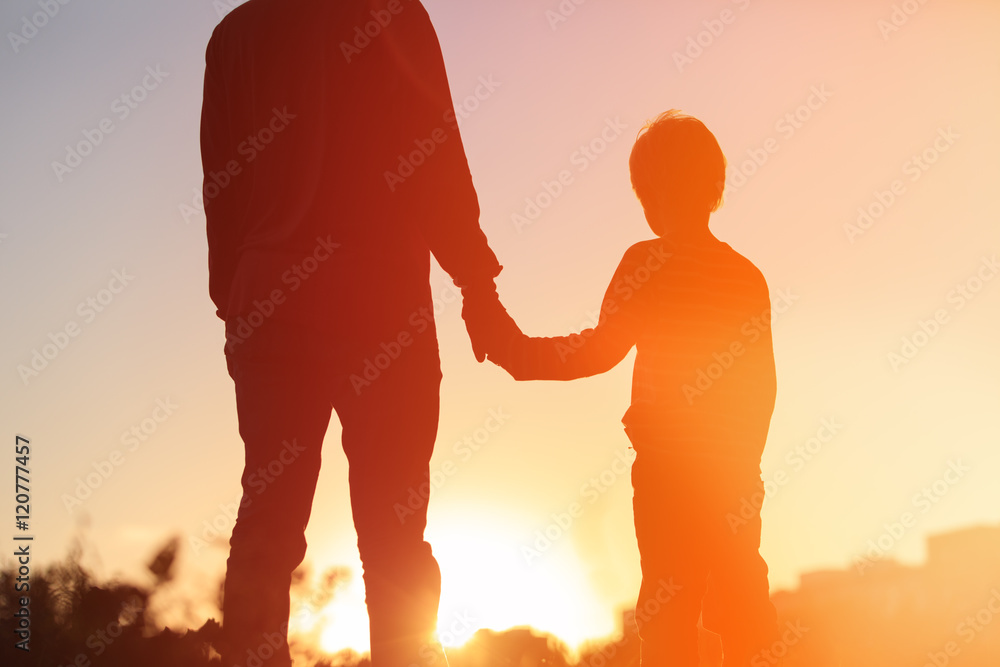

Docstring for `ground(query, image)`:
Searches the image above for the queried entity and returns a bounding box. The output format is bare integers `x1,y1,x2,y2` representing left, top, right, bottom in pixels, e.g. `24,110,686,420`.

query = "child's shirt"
497,237,777,460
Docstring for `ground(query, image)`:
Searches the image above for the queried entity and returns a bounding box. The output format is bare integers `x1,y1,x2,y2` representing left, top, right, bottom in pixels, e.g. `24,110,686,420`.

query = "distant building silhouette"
768,524,1000,666
605,524,1000,666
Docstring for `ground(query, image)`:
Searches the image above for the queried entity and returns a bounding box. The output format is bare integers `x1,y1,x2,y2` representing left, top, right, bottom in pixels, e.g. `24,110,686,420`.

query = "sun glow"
428,514,619,651
314,576,371,655
303,514,620,659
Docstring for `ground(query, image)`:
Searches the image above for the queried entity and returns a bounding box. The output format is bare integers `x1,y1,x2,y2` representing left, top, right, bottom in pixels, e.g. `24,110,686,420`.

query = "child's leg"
701,461,780,664
631,447,712,667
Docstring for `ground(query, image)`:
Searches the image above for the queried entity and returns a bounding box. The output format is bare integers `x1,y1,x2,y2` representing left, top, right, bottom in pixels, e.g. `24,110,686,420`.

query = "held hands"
459,277,522,366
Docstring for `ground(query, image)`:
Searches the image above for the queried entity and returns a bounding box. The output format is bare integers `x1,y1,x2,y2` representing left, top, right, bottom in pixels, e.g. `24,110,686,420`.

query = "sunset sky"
2,0,999,655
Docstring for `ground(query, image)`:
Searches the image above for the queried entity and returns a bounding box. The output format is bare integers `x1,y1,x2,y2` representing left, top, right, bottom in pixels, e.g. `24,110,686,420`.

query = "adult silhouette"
200,1,501,665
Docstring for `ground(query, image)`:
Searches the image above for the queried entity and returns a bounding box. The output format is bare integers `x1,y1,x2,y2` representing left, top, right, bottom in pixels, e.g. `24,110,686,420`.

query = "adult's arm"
384,2,502,288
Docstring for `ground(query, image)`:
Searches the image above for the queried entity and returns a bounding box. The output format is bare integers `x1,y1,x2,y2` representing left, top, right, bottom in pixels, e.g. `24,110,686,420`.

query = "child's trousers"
629,434,779,667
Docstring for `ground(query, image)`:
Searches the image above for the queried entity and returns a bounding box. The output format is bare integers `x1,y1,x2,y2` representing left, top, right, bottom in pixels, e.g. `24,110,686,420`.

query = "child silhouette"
484,111,782,666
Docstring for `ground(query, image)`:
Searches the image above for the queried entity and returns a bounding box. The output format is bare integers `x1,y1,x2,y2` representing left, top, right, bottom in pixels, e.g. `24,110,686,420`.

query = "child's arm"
489,244,652,381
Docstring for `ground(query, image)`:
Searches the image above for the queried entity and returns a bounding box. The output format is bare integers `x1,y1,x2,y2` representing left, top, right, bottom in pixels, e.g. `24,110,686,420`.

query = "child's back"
623,235,776,463
489,233,776,462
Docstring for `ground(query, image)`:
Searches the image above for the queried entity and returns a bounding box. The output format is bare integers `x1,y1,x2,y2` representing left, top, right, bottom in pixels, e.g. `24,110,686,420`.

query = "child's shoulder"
716,241,767,280
710,241,771,301
621,237,767,287
619,237,676,268
619,236,730,267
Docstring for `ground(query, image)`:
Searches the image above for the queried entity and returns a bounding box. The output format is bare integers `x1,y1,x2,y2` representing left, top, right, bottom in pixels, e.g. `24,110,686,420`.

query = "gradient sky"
2,0,999,654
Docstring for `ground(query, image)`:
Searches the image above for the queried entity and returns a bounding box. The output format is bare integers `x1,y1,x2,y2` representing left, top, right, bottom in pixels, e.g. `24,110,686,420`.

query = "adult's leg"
631,446,712,667
331,331,446,667
221,322,332,667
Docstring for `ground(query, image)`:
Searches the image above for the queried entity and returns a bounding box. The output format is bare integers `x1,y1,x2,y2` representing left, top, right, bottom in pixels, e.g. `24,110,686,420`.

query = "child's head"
629,110,727,236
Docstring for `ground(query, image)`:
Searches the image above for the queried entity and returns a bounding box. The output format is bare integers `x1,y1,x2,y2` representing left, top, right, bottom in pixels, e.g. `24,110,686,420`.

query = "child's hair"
629,110,727,216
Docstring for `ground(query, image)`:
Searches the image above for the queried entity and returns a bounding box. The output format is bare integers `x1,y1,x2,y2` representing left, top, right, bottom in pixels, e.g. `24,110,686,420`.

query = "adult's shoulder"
211,0,262,34
205,0,264,52
210,0,334,39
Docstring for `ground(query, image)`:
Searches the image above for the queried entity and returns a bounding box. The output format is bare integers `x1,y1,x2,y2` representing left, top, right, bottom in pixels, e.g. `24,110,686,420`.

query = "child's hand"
460,279,497,362
482,298,523,371
460,284,522,365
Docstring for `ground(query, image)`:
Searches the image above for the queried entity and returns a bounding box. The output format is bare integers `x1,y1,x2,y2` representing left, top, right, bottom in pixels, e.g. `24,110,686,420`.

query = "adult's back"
202,0,499,338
